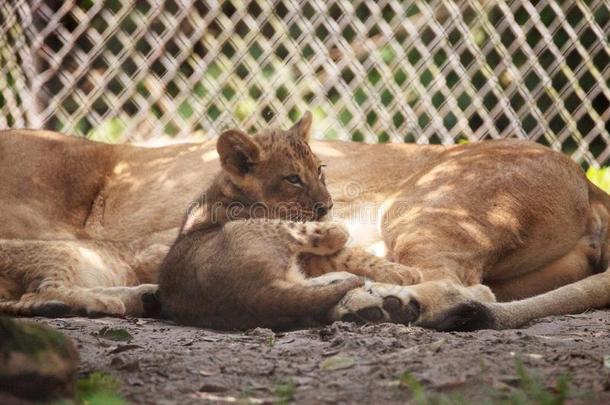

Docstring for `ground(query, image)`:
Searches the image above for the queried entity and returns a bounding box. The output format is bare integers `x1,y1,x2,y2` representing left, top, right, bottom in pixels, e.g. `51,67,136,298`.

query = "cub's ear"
290,111,313,142
217,129,262,176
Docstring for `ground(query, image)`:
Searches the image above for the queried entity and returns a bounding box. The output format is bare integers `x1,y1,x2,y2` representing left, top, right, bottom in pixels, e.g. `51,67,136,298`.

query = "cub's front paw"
306,222,349,255
328,282,421,324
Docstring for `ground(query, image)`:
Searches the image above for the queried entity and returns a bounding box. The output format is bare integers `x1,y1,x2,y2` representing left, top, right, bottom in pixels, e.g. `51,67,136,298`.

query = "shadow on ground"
33,311,610,404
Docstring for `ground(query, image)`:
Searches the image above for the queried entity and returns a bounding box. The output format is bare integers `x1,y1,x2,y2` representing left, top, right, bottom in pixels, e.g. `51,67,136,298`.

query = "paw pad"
329,282,422,326
341,313,362,323
357,306,383,321
382,296,402,312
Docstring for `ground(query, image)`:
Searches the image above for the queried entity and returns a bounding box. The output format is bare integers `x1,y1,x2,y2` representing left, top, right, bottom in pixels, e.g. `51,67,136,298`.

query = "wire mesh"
1,0,609,165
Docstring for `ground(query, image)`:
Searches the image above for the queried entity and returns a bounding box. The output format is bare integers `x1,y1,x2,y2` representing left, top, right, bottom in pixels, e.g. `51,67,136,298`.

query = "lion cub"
157,113,420,330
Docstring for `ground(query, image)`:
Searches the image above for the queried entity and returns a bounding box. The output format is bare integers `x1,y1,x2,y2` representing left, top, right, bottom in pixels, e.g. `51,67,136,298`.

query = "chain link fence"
1,0,609,165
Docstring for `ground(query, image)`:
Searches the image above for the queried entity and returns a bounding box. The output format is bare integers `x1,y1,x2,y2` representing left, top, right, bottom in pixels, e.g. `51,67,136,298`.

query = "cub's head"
217,112,332,221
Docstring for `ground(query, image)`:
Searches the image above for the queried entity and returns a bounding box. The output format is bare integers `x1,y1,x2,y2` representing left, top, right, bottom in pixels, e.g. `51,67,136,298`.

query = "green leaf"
234,98,257,122
275,380,295,405
87,117,127,144
92,327,133,342
398,372,427,404
587,167,610,194
77,372,126,405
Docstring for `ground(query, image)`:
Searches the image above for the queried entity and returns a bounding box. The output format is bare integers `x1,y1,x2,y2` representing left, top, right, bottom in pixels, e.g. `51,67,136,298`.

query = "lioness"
1,114,609,330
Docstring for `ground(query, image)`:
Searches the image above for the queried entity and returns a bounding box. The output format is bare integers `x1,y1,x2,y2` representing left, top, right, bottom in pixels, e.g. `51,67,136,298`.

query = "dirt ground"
33,311,610,404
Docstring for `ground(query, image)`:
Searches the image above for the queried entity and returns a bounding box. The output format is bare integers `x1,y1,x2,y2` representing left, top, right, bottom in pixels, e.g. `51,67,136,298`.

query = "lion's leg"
331,238,608,330
186,220,364,329
282,221,420,284
250,220,366,316
0,239,155,317
0,281,158,318
328,278,495,325
3,289,127,317
299,247,422,285
281,221,350,255
0,271,21,301
304,271,363,286
430,270,610,331
341,230,610,331
0,284,158,317
77,284,160,316
425,206,610,331
488,233,607,301
433,231,610,330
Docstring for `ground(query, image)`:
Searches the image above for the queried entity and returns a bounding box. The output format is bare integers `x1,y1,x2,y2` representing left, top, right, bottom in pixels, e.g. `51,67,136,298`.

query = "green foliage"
266,334,276,347
399,372,466,405
87,118,127,143
91,327,133,342
0,317,71,357
234,98,257,122
274,380,296,405
76,372,126,405
586,167,610,194
4,0,607,158
398,360,579,405
497,360,571,405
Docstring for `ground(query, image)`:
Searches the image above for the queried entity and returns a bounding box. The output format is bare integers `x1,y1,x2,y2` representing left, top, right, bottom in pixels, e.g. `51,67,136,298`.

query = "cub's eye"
284,174,303,186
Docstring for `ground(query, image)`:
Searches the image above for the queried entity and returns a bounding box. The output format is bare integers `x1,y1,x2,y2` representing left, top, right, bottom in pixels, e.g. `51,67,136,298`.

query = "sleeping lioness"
1,113,610,330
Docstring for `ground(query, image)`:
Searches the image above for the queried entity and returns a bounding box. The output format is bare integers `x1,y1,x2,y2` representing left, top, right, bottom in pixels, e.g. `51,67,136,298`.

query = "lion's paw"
82,295,127,318
310,222,348,254
328,281,421,324
293,222,349,255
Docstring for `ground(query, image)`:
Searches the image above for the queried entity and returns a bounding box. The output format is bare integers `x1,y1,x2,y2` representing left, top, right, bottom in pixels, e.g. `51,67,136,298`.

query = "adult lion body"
1,127,609,329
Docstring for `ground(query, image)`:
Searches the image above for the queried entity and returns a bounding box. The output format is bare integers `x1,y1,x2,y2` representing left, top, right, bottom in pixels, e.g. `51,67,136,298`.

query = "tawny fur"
1,116,609,329
157,114,422,330
0,116,415,323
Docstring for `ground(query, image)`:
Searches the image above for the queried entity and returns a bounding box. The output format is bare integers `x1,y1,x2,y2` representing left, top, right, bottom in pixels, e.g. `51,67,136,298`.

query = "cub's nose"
315,202,333,218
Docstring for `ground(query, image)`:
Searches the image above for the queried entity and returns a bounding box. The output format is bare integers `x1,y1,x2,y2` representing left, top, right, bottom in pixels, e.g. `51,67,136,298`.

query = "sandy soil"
34,311,610,404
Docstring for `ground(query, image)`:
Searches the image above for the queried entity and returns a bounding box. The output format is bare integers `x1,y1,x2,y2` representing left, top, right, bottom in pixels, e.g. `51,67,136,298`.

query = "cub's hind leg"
186,220,363,330
268,221,367,317
233,220,364,306
256,276,364,328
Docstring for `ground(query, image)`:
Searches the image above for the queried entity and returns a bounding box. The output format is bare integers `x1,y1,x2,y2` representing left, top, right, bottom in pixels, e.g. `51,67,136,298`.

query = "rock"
0,317,79,401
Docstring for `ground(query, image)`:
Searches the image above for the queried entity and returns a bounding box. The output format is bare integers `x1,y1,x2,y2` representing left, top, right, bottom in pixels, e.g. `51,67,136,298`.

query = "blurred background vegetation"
0,0,609,166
